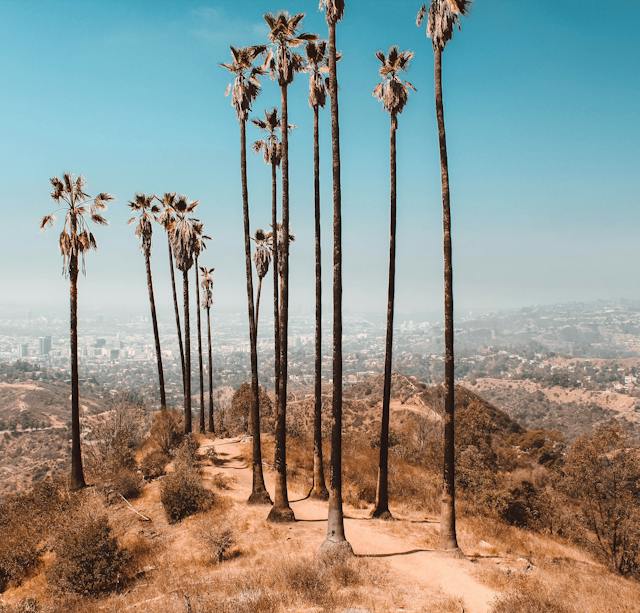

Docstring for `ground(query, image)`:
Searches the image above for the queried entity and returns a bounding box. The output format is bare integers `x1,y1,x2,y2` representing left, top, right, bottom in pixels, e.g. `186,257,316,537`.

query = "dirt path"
198,436,498,613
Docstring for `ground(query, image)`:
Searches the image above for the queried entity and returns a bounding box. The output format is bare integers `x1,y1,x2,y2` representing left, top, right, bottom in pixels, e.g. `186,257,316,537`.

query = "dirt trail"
198,436,498,613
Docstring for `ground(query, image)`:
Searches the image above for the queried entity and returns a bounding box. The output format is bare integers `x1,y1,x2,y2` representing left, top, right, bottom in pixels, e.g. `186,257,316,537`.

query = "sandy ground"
198,436,498,613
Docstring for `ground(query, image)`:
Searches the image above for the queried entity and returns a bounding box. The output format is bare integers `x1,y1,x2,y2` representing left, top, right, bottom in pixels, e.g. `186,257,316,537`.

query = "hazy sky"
1,0,639,319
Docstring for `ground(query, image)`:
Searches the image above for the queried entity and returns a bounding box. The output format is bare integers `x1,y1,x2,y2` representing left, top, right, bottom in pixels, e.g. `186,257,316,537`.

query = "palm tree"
263,11,316,523
371,47,416,520
193,222,211,434
221,45,272,505
200,266,215,433
305,40,330,501
252,108,283,406
252,229,271,331
319,0,352,554
168,195,199,434
156,193,186,400
417,0,470,552
128,193,167,410
40,173,112,490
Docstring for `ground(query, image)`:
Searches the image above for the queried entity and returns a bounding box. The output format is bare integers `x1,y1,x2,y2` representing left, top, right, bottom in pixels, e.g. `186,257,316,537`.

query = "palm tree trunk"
311,103,328,500
195,257,205,434
182,270,192,434
206,306,214,433
168,236,186,397
69,246,85,490
322,20,351,552
435,46,459,552
145,248,166,410
373,114,398,520
240,118,271,505
271,159,281,417
268,83,294,522
255,277,263,332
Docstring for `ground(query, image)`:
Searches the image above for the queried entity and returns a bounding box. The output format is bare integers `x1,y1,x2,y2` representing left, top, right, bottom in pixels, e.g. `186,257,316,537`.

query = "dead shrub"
47,509,130,596
110,468,143,500
0,599,41,613
202,524,237,564
140,449,170,480
160,440,212,523
491,577,570,613
148,409,183,455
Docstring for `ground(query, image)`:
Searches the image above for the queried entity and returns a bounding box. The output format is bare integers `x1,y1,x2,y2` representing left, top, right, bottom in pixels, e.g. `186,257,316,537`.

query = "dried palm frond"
373,46,416,118
264,11,316,87
305,40,329,108
40,173,113,276
200,266,215,309
253,228,271,280
220,45,268,121
128,193,159,254
319,0,345,24
417,0,471,50
165,195,200,272
251,108,283,166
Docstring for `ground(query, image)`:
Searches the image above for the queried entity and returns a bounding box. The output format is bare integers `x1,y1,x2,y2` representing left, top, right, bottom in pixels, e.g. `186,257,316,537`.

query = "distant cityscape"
2,300,640,408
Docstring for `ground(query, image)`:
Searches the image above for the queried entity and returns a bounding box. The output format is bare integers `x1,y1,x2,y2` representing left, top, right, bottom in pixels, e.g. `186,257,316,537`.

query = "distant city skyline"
1,0,639,316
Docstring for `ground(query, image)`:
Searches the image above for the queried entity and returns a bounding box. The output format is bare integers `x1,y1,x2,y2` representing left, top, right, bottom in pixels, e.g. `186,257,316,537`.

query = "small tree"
563,423,640,576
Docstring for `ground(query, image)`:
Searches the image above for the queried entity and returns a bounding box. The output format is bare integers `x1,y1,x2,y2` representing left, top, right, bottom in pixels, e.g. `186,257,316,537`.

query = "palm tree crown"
168,196,200,272
252,108,282,166
40,173,112,274
373,47,416,118
253,229,272,280
417,0,471,50
156,192,178,232
264,12,316,87
193,221,211,261
201,267,214,309
221,46,268,122
128,193,159,253
305,40,329,108
319,0,345,24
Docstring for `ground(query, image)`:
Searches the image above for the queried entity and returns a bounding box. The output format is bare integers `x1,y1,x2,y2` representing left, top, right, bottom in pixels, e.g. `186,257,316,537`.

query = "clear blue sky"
1,0,639,319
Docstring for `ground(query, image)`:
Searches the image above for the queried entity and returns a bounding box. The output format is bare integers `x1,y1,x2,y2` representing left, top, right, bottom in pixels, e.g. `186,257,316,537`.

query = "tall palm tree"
156,193,186,400
371,47,416,520
319,0,352,554
252,108,283,405
252,229,271,332
305,39,330,501
168,195,199,434
201,266,215,433
128,193,167,410
221,45,272,505
264,10,317,524
417,0,470,552
40,173,112,490
193,222,211,434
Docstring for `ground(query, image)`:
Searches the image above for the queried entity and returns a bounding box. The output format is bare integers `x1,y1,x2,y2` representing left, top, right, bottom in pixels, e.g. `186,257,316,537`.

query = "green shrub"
48,512,129,596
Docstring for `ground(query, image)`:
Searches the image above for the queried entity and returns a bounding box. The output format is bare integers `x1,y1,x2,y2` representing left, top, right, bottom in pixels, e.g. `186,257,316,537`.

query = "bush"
203,524,236,564
491,578,569,613
160,440,211,523
140,449,170,479
228,383,273,436
0,599,41,613
48,511,129,596
148,410,183,455
0,531,40,593
110,469,143,500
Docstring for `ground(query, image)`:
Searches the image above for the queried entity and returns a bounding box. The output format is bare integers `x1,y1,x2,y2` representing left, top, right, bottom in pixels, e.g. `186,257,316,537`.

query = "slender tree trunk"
168,236,186,397
322,20,351,552
311,103,328,500
268,83,294,522
435,47,459,552
69,243,85,490
255,278,263,332
240,119,271,505
145,249,167,410
373,114,398,520
206,306,214,433
271,159,281,414
182,271,192,433
195,257,205,434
